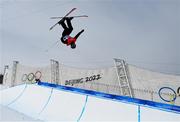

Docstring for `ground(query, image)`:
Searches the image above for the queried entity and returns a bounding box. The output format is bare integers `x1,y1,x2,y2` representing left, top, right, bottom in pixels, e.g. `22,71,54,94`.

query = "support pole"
11,61,19,87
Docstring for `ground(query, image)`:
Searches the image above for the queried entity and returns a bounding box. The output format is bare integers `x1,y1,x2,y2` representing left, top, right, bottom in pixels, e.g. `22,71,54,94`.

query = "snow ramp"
1,83,180,121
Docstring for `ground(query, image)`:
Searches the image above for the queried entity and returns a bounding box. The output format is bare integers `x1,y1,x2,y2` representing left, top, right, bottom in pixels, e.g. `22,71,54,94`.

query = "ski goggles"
63,35,69,41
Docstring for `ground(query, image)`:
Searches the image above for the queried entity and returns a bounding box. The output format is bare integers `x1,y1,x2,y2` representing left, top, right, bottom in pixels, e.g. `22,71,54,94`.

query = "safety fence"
2,59,180,106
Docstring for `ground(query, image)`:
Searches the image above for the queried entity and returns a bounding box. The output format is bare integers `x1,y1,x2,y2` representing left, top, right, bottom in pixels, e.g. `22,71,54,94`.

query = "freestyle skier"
58,17,84,49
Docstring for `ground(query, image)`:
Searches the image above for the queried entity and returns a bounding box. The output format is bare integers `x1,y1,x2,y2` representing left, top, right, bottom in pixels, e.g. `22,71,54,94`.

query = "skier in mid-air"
58,17,84,49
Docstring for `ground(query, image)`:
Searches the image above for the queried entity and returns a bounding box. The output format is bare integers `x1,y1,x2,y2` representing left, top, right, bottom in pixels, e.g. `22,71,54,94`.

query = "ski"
49,8,76,30
50,15,88,19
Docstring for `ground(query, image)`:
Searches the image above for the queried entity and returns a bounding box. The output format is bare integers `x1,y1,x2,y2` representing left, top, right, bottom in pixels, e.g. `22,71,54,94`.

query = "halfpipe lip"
38,81,180,114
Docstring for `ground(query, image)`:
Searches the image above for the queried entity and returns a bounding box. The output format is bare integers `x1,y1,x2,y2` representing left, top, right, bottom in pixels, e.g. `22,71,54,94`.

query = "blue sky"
0,0,180,74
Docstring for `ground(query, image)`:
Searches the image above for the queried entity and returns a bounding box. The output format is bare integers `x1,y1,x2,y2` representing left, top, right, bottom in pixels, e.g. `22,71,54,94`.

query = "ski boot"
58,17,66,25
66,17,74,21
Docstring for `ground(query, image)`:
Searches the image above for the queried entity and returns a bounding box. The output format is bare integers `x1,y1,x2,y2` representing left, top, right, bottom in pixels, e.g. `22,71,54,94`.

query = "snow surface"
0,105,40,121
0,84,180,121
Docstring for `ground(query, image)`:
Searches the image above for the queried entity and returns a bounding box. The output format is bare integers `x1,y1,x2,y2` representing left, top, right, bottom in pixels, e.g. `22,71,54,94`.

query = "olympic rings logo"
177,87,180,97
158,87,180,103
21,71,42,84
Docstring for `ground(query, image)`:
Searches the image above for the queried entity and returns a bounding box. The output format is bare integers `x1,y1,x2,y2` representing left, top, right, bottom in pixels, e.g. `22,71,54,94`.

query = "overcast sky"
0,0,180,74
